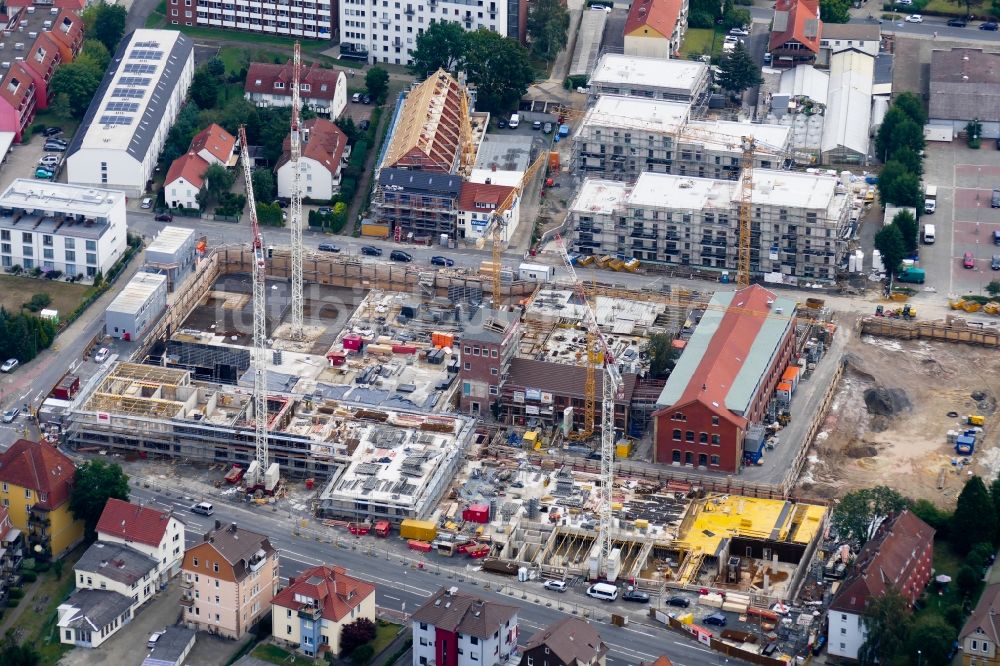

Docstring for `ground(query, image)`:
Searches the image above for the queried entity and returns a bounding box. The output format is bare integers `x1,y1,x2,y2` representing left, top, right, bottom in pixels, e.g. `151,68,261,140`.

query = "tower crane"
484,150,549,306
555,233,623,581
239,125,270,489
553,105,792,287
289,41,305,339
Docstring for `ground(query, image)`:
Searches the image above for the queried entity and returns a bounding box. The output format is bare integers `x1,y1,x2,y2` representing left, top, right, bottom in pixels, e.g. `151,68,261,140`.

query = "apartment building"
411,587,519,666
244,62,347,118
573,95,792,183
960,583,1000,666
170,0,334,40
0,179,128,278
181,522,278,640
340,0,528,66
276,118,351,201
522,618,608,666
96,498,185,586
624,0,688,59
74,541,159,612
587,53,710,108
569,169,850,281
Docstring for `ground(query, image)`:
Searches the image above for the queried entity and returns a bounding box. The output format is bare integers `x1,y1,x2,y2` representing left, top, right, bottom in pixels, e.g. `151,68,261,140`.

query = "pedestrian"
934,31,938,38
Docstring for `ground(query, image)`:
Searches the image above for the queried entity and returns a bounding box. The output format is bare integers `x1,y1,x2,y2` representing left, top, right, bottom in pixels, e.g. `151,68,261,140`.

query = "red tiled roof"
49,10,84,60
26,32,62,82
0,62,36,112
97,498,180,548
272,565,375,623
829,510,935,614
769,0,822,53
383,69,465,173
961,583,1000,645
456,182,515,212
0,439,75,510
165,152,209,190
625,0,684,42
506,358,638,405
189,123,235,164
276,117,348,176
244,61,344,101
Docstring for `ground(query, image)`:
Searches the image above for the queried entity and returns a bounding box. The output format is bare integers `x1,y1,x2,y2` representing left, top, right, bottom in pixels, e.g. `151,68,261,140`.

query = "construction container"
342,335,363,352
408,539,432,552
392,344,417,354
781,366,800,392
462,505,490,524
577,255,595,267
623,258,641,272
968,415,986,426
361,222,391,238
327,351,347,366
616,441,632,458
432,332,455,349
634,519,649,530
349,522,372,536
548,151,560,170
775,382,793,402
523,431,538,448
400,519,437,542
374,520,391,537
596,255,613,268
224,465,244,484
467,544,490,559
607,258,625,271
52,374,80,400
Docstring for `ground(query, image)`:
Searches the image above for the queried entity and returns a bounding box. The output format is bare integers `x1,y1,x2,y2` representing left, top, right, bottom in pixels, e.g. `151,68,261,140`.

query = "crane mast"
737,137,756,288
556,235,622,579
239,125,269,487
289,41,305,339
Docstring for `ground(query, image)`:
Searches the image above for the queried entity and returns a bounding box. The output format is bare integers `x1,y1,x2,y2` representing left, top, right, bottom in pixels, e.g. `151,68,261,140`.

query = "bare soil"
796,335,1000,506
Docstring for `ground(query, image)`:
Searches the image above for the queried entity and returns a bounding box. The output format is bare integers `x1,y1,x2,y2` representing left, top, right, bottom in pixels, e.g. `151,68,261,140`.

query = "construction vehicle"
374,520,391,537
968,415,986,426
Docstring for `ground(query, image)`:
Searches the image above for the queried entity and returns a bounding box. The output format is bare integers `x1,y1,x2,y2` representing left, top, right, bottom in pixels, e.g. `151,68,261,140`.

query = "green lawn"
679,27,726,61
9,549,82,665
921,540,965,617
372,621,402,656
0,274,97,318
249,642,318,665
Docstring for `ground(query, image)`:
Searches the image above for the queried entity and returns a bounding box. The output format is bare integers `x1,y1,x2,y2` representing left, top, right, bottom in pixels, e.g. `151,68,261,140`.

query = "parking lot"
922,140,1000,296
0,131,63,192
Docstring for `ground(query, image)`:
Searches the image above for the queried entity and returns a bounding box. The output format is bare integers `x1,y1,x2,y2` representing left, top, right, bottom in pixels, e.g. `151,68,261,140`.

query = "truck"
924,185,938,214
518,262,555,281
896,267,926,284
884,205,918,227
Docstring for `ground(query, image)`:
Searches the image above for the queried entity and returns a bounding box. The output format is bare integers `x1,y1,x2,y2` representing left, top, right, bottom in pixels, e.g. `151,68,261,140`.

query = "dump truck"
224,465,244,485
374,520,391,537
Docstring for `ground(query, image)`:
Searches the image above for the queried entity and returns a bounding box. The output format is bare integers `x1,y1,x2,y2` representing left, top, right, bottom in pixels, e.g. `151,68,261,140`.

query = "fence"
860,316,1000,346
649,609,791,666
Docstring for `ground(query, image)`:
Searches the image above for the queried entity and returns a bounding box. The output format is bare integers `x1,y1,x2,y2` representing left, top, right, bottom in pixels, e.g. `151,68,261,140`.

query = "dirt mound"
864,387,911,417
844,442,879,458
972,391,998,415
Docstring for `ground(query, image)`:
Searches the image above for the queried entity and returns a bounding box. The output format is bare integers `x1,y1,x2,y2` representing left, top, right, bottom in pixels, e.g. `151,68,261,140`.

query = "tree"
716,42,762,94
891,210,919,253
331,202,348,232
408,22,468,77
831,486,909,549
351,644,375,664
80,39,111,72
905,614,955,666
340,617,377,656
874,224,906,277
251,168,276,204
463,30,535,114
689,0,723,27
0,629,40,666
857,587,913,666
24,293,51,312
894,92,927,127
910,499,951,539
820,0,851,22
876,106,925,163
49,61,103,118
722,7,752,30
957,564,981,598
204,163,235,200
988,280,1000,298
647,333,680,378
336,117,359,143
365,66,389,104
50,93,72,121
888,146,923,178
206,57,226,78
527,0,569,61
89,3,127,54
877,160,922,207
191,68,221,110
953,475,996,554
69,460,129,539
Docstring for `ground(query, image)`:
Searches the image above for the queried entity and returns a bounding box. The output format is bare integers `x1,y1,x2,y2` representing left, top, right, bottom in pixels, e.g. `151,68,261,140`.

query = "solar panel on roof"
123,63,156,74
130,50,163,60
119,76,151,86
99,115,134,126
133,40,161,48
112,88,145,99
106,102,139,113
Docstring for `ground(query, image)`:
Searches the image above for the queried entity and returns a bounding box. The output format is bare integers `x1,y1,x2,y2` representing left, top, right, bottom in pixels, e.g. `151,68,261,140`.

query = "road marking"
670,640,714,654
622,626,656,637
357,572,432,596
604,642,656,660
280,548,323,566
383,595,401,601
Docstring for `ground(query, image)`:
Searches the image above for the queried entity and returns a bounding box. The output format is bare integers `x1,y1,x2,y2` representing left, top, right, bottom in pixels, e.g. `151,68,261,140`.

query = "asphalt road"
128,483,745,666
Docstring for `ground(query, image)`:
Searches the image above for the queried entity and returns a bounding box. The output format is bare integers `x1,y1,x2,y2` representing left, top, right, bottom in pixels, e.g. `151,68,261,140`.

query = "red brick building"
458,311,520,418
652,285,796,473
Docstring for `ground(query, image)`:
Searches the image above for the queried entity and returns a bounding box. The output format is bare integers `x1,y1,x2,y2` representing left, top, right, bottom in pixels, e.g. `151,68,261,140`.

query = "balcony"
298,604,323,620
179,594,195,608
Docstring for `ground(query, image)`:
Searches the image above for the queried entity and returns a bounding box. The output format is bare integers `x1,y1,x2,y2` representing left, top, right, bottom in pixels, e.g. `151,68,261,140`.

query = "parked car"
498,118,508,129
154,213,173,222
140,197,153,209
1,408,18,424
274,199,289,208
362,94,372,104
430,255,454,267
763,52,772,64
318,243,341,253
895,0,912,5
0,358,18,372
981,20,999,29
729,26,750,36
190,502,214,515
543,580,567,592
964,251,976,269
147,632,163,649
390,250,413,262
666,596,691,608
35,168,54,179
351,92,362,103
317,206,333,215
904,14,923,22
992,254,1000,270
359,119,370,131
993,188,1000,208
42,126,63,137
532,120,542,130
947,17,968,26
703,613,728,627
622,589,650,603
38,154,60,167
543,122,553,134
361,245,383,256
93,348,110,363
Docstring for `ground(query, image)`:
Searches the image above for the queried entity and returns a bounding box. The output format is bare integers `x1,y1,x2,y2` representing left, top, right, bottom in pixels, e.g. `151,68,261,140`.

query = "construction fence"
859,316,1000,346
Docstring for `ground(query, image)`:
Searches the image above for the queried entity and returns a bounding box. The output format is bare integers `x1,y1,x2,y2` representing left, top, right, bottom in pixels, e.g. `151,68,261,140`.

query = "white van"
923,223,936,244
191,502,214,516
586,582,619,601
508,113,520,129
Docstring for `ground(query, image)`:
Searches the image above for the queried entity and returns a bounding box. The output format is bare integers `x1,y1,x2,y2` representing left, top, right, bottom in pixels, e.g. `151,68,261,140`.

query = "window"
711,434,720,445
193,557,198,567
841,628,847,635
1,483,6,492
685,431,694,442
699,432,708,443
471,637,479,645
672,429,681,440
710,455,720,466
711,415,720,425
24,489,30,499
491,349,498,357
464,362,470,371
490,368,498,375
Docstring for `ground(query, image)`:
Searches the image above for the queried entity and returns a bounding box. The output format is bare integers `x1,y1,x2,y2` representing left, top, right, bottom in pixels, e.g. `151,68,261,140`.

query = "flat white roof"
77,29,187,153
0,179,124,216
583,95,690,133
468,168,523,188
590,53,708,94
571,178,629,215
107,272,167,315
628,173,737,210
822,50,874,156
687,119,792,154
146,226,194,255
625,170,841,210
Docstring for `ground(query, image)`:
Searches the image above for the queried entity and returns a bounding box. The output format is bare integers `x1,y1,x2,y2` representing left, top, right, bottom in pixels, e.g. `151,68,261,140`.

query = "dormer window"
274,82,284,90
320,84,327,91
34,47,45,63
301,84,310,92
7,78,18,94
254,79,262,86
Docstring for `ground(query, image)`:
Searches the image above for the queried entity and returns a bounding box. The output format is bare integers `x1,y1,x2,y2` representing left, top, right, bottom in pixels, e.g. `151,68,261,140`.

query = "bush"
5,598,17,608
19,571,36,583
351,644,375,664
9,588,24,600
24,293,52,312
